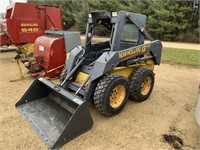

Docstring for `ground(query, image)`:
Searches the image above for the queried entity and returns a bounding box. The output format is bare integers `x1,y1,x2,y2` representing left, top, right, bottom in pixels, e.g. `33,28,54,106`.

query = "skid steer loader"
16,11,162,149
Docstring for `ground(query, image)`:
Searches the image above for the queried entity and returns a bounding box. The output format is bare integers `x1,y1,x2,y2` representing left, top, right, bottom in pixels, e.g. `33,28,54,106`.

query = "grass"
162,48,200,67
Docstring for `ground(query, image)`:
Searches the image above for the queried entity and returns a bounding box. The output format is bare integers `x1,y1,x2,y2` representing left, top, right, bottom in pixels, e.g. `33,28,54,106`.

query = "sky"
0,0,27,13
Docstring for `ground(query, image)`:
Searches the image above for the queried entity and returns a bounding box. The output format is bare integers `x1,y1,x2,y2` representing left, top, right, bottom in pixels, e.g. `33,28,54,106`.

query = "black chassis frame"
64,11,162,102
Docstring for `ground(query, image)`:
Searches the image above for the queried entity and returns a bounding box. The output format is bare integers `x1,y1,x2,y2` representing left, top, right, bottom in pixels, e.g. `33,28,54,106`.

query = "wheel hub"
141,76,152,95
110,85,126,108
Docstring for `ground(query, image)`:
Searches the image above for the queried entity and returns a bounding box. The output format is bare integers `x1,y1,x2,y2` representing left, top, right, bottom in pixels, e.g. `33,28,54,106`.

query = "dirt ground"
0,51,200,150
159,41,200,50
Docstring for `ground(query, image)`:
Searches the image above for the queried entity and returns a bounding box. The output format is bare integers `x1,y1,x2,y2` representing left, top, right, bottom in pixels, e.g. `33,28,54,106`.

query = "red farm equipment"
1,2,81,81
20,31,80,79
0,2,63,55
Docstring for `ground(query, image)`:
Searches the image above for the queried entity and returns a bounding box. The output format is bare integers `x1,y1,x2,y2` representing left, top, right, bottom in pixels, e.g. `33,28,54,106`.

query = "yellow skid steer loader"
16,11,162,149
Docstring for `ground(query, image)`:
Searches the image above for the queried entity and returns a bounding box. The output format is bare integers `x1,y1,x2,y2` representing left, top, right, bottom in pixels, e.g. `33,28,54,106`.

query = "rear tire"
129,68,154,102
94,74,129,117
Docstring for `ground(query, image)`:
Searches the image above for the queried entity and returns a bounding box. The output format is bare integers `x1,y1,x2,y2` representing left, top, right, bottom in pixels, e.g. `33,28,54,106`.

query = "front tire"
129,68,154,102
94,74,129,117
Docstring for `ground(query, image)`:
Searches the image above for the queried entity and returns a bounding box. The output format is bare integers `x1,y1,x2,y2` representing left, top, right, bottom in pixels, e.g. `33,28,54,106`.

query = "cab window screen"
120,24,139,42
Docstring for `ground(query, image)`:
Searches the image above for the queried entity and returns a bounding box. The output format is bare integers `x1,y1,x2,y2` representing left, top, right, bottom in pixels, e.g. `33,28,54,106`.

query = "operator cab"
84,11,146,65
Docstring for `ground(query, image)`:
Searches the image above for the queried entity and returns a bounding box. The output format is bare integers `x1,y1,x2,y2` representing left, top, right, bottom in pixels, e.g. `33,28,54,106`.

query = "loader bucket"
15,77,93,149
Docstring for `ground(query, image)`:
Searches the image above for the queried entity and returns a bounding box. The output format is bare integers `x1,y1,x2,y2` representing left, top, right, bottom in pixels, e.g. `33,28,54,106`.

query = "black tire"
94,74,129,117
59,66,67,83
129,67,154,102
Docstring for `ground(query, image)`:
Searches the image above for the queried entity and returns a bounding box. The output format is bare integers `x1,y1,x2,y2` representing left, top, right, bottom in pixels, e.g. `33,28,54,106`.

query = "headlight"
88,14,92,18
112,12,118,17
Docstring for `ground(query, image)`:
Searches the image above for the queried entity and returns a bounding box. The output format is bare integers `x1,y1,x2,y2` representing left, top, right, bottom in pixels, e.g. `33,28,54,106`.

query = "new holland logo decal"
118,44,151,59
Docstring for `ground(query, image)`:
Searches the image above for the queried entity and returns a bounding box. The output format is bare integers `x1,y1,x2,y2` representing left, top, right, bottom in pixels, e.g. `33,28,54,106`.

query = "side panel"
90,40,162,81
66,46,84,73
63,32,81,52
36,5,63,30
0,33,11,46
6,18,44,44
34,36,66,78
5,3,44,44
4,3,63,44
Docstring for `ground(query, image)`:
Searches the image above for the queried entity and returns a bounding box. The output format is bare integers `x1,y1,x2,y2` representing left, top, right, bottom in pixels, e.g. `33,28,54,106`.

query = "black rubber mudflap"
15,77,93,149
